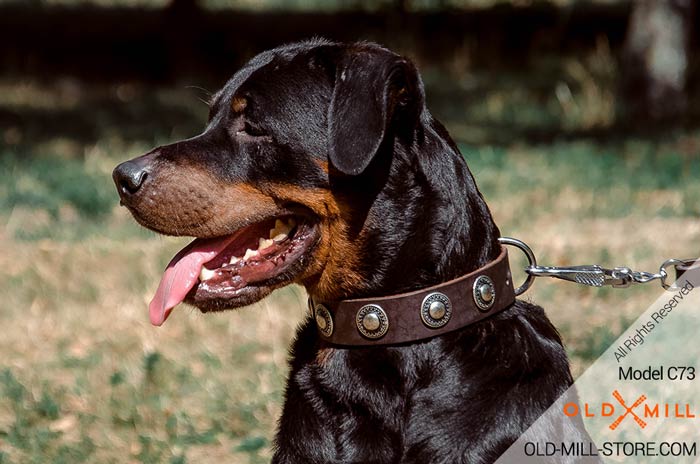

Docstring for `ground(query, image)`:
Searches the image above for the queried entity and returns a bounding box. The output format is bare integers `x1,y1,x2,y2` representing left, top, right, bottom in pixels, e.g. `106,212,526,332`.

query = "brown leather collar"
309,246,515,346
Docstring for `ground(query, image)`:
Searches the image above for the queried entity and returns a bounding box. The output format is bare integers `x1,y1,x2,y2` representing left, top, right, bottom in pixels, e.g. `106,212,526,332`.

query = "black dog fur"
114,39,594,463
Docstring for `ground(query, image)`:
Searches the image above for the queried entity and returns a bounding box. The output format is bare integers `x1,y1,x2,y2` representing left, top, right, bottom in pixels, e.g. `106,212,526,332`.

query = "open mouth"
149,215,319,326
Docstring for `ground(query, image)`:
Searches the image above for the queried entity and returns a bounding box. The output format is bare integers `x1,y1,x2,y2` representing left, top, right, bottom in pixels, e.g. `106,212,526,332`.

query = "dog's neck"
310,114,501,302
377,118,501,292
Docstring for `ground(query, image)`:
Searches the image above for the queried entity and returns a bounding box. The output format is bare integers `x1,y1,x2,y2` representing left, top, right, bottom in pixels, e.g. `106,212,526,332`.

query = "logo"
563,391,695,430
609,390,647,430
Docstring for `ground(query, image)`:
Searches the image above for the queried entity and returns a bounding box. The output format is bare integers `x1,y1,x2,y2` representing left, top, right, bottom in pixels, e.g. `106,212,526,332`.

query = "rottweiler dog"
113,39,593,463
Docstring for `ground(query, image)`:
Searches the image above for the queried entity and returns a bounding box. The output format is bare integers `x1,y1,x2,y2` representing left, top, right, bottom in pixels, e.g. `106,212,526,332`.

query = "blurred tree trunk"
621,0,693,122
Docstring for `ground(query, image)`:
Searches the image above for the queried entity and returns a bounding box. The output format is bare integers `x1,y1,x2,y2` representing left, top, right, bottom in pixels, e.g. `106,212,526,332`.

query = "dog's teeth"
259,238,274,250
272,233,287,242
270,219,293,239
281,221,293,232
230,256,240,264
243,248,258,260
199,267,216,281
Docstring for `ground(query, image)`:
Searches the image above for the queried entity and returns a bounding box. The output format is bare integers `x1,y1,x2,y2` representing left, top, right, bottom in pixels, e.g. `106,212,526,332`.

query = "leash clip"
498,237,699,294
526,264,630,288
526,265,662,288
659,258,699,290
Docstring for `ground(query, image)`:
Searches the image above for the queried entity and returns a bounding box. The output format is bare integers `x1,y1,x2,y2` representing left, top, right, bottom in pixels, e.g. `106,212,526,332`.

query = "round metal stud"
356,304,389,339
420,292,452,328
429,301,446,320
479,284,493,302
314,304,334,338
362,312,381,331
473,275,496,312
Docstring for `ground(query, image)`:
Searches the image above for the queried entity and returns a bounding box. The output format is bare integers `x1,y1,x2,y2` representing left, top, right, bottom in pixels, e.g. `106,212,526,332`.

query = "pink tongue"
149,235,238,326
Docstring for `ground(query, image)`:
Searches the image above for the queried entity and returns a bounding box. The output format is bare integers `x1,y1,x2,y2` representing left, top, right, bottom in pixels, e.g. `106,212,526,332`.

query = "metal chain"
498,237,699,296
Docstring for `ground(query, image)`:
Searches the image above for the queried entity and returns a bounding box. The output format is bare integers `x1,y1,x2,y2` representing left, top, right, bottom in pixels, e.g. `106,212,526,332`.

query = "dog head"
113,39,497,326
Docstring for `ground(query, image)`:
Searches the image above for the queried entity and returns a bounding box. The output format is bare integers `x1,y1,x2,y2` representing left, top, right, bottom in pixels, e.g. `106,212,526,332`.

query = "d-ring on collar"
309,245,516,346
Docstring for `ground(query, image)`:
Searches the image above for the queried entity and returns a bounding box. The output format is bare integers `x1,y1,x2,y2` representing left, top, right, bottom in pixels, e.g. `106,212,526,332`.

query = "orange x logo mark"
609,390,647,430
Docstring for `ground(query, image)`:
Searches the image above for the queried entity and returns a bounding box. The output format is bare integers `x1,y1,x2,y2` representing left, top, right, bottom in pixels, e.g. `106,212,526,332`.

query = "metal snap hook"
659,258,698,291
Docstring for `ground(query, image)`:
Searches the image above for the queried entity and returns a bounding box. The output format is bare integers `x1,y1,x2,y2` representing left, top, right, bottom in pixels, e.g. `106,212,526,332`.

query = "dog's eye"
239,121,266,137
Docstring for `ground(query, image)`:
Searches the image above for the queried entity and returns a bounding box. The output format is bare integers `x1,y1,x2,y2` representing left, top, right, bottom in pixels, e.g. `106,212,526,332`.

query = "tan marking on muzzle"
124,164,278,238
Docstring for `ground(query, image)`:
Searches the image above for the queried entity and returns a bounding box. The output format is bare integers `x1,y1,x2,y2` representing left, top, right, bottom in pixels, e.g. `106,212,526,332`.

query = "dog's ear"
328,50,424,176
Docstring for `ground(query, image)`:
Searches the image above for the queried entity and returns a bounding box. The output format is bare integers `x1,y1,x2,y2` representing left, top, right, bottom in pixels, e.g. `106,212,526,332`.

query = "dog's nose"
113,160,149,197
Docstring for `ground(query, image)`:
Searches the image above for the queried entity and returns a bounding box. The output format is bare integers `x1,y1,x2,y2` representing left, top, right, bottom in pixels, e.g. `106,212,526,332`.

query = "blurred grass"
1,58,699,462
1,154,113,219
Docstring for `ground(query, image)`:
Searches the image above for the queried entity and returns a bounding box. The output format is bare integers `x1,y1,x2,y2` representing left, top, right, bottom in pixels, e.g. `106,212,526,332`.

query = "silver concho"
356,304,389,339
314,304,334,338
420,292,452,328
473,275,496,312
